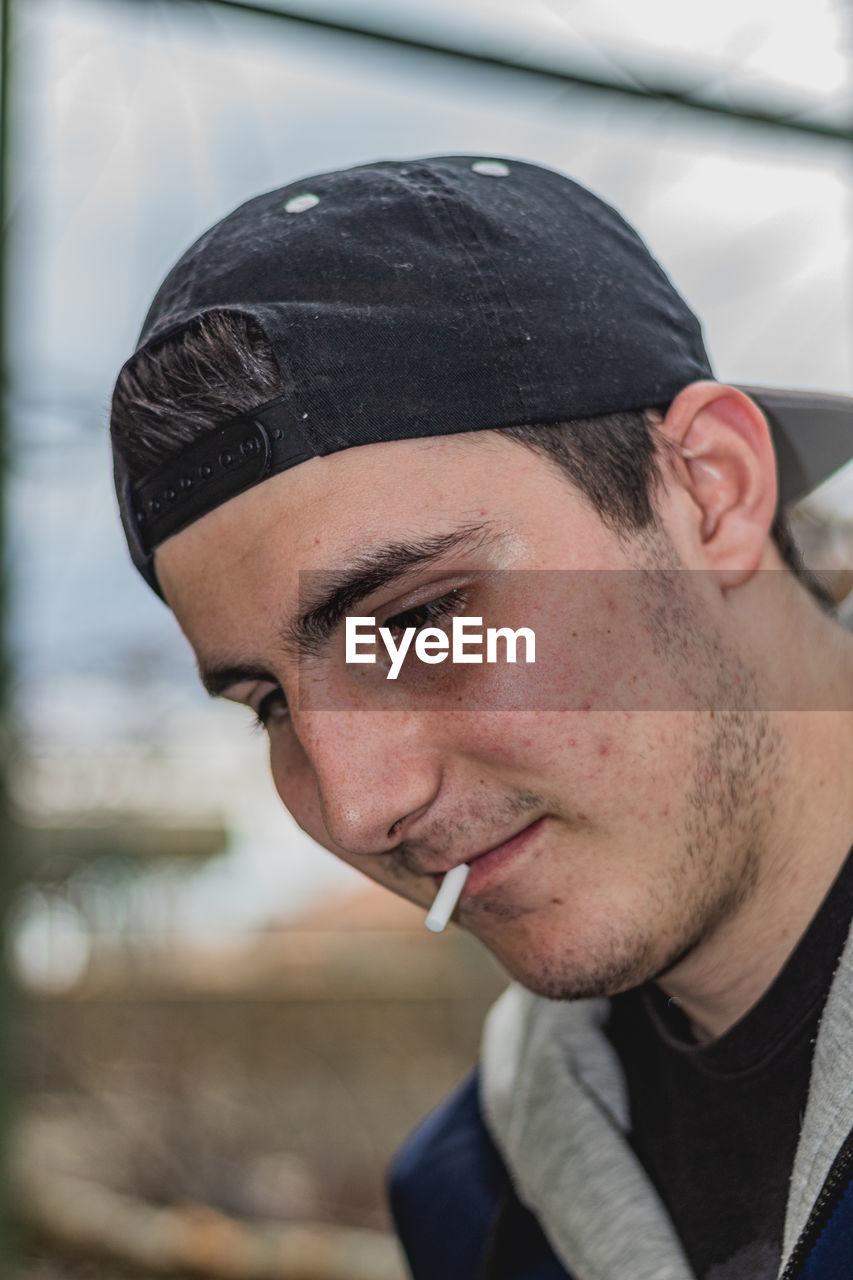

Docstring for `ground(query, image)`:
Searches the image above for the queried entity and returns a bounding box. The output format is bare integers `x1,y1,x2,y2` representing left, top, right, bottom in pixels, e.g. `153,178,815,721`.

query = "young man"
110,156,853,1280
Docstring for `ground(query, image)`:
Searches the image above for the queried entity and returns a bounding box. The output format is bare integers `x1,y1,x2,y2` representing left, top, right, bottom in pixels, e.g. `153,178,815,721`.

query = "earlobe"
660,382,779,584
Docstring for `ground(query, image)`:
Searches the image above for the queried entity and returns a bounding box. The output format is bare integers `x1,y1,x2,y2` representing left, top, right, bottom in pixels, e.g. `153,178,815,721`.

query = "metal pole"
148,0,853,144
0,0,14,1267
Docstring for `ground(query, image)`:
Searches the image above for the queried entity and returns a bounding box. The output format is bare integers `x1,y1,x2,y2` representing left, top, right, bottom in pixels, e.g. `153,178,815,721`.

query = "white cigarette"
425,863,470,933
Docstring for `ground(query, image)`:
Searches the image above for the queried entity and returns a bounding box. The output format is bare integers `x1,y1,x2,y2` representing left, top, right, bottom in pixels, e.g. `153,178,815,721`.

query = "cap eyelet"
471,160,510,178
285,193,319,214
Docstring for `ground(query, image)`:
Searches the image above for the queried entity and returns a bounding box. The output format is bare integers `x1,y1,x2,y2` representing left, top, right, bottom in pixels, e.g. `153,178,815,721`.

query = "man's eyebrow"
285,521,498,660
198,662,277,699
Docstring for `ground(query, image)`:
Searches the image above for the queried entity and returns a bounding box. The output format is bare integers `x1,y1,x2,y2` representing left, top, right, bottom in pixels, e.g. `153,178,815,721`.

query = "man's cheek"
269,745,325,840
270,757,363,868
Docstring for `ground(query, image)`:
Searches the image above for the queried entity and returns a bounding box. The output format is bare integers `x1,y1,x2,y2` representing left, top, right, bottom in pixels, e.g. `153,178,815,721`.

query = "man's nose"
298,709,443,856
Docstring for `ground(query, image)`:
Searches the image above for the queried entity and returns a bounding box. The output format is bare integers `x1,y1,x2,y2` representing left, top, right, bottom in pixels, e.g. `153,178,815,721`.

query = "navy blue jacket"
389,1070,853,1280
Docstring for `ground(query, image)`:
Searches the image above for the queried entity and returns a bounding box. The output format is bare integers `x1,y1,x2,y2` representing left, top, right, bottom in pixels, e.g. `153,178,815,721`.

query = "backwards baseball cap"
111,154,853,596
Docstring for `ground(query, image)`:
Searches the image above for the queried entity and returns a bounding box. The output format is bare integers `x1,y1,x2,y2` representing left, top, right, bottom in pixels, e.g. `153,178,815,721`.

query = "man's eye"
382,588,468,639
253,687,290,730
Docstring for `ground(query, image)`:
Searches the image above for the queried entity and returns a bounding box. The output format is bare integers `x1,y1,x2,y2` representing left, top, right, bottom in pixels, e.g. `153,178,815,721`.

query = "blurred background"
0,0,851,1275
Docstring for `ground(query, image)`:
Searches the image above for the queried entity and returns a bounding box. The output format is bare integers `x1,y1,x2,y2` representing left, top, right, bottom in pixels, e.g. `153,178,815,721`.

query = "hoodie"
390,917,853,1279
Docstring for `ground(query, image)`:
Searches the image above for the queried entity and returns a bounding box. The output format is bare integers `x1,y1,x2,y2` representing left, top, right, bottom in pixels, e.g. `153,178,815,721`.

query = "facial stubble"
485,562,783,1003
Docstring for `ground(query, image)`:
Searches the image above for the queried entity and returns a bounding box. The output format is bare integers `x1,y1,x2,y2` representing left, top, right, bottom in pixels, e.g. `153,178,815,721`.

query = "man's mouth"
433,815,548,899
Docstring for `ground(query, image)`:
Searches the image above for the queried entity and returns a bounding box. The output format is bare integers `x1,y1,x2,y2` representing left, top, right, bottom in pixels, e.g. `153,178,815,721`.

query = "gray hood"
480,918,853,1280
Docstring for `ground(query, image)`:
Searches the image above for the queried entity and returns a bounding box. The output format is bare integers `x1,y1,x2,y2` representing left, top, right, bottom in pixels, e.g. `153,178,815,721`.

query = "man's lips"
431,816,548,898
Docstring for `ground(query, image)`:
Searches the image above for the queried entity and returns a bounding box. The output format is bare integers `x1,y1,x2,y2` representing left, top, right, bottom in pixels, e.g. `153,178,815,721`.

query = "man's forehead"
155,431,538,586
155,433,613,687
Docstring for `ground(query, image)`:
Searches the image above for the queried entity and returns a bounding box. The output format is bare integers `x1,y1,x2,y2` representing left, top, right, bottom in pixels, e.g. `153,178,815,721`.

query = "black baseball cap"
111,154,853,596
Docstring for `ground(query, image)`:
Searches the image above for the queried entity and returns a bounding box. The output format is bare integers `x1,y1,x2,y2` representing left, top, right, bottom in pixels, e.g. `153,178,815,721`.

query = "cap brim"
737,385,853,507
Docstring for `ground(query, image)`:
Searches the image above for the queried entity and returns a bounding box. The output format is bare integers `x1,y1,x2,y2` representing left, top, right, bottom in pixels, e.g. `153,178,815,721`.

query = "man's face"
156,431,776,999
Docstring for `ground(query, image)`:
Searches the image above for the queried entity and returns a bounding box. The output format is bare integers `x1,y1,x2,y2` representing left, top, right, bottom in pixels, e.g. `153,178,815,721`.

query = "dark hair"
111,309,830,603
497,417,832,609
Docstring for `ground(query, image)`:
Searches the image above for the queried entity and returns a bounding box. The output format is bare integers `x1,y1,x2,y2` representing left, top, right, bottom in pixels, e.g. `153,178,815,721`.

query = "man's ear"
659,381,779,587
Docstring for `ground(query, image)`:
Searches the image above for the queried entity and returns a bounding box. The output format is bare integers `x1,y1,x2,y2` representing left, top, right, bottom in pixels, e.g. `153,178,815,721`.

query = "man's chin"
494,935,667,1002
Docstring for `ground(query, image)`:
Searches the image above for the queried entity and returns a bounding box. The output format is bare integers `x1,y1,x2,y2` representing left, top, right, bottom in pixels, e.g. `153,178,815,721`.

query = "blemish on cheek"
579,699,592,713
550,897,564,906
597,741,609,757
